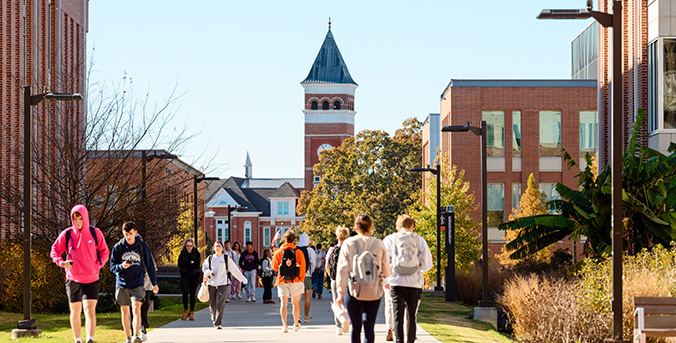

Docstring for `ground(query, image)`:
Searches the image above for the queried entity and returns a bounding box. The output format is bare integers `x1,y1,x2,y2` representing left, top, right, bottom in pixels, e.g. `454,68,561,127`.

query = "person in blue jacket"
110,221,158,343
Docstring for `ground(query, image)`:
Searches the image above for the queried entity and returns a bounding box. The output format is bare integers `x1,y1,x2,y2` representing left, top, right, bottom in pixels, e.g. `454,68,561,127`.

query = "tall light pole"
194,176,219,247
17,87,83,336
227,204,248,243
411,163,443,291
140,151,177,238
537,3,624,340
442,121,489,306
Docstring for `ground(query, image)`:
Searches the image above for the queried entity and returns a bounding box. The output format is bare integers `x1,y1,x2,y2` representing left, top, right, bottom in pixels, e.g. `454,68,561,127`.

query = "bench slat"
637,306,676,315
642,316,676,330
634,297,676,307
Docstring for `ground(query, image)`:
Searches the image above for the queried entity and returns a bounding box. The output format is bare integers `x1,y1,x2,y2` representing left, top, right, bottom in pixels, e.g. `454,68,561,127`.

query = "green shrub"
157,279,182,294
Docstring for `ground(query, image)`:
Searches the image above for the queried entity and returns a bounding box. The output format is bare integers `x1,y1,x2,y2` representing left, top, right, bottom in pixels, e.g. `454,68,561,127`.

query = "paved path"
147,287,440,343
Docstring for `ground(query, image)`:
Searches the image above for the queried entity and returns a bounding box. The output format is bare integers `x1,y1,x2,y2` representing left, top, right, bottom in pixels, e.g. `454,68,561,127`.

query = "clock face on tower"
317,143,333,157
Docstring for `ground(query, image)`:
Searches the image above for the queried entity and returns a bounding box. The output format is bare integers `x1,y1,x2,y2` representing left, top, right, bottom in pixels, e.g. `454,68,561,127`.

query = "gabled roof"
270,182,300,198
206,177,304,217
301,28,357,85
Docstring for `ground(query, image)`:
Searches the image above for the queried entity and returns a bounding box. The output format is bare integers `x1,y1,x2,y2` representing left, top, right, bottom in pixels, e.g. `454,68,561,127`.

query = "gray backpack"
349,238,384,301
392,232,421,275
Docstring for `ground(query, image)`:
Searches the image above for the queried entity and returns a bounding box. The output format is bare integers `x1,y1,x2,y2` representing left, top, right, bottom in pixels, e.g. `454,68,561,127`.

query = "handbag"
197,281,210,302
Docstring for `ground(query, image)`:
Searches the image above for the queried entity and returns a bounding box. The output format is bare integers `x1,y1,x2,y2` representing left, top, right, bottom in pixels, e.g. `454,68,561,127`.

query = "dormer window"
322,101,329,110
277,202,289,215
334,101,341,110
311,101,318,110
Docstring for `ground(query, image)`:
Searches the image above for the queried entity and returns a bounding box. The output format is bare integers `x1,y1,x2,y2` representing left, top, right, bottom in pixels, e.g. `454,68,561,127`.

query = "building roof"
301,28,357,85
205,177,303,217
270,182,301,198
441,79,598,99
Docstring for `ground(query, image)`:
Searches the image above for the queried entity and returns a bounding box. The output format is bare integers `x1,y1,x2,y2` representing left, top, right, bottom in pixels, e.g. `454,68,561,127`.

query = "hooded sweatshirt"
297,233,316,274
50,205,110,284
110,234,158,289
272,242,307,284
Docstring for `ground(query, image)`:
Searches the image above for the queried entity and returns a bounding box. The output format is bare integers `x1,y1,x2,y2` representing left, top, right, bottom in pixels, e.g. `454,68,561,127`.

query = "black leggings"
181,276,201,311
345,292,381,343
262,276,273,301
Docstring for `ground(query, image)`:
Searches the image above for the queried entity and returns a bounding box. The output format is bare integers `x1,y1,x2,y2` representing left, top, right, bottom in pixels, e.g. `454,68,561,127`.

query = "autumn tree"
160,202,209,265
297,118,423,243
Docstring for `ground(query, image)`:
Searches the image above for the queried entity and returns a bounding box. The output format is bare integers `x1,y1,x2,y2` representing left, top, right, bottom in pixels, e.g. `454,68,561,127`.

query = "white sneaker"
225,297,229,303
140,332,147,341
294,320,301,332
236,294,242,299
246,297,251,302
251,296,256,302
336,328,343,335
282,326,288,333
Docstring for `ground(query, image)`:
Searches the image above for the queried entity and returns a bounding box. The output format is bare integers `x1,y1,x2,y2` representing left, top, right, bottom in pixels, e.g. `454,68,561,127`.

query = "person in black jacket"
178,238,202,320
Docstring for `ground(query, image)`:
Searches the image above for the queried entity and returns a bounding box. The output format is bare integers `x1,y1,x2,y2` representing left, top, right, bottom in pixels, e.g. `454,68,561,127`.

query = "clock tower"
302,22,358,190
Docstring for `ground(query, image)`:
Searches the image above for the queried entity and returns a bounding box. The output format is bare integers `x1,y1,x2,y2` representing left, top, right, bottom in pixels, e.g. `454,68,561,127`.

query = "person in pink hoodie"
50,205,110,343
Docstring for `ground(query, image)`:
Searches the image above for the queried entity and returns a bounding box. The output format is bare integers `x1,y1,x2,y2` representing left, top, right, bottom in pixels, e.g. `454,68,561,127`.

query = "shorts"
304,276,313,291
278,282,304,298
65,280,100,303
115,286,146,306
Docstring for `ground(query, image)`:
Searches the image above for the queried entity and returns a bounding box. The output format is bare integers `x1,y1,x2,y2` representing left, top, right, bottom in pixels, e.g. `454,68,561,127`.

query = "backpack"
328,246,341,280
349,238,384,301
278,248,300,281
65,226,102,265
208,254,229,274
298,246,311,273
315,250,326,271
257,258,265,278
392,232,422,275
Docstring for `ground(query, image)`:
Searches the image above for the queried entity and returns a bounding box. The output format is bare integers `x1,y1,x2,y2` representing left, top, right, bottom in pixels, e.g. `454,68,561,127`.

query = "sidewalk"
147,287,440,343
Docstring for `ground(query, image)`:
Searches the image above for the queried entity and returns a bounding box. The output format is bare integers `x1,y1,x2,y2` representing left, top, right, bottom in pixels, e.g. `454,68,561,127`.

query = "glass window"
512,111,521,157
311,101,318,110
665,39,676,128
540,111,562,157
277,202,289,215
482,111,505,157
487,183,505,227
244,221,251,243
322,101,329,110
264,227,270,247
539,183,560,201
217,228,223,242
649,41,658,132
580,111,598,151
512,183,522,210
334,101,341,109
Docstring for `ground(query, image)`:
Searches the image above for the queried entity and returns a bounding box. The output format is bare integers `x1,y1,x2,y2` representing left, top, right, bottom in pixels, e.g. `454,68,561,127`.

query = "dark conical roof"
302,28,357,85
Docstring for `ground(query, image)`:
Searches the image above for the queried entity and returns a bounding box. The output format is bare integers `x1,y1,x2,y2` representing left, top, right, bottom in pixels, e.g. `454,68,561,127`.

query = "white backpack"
349,238,384,301
392,232,421,275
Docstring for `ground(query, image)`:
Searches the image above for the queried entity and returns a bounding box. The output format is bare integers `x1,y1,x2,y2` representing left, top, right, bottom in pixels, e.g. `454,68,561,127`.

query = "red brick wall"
304,94,354,110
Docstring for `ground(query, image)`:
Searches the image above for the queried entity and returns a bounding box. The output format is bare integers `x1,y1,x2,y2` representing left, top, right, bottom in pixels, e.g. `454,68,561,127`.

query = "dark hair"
316,243,322,250
263,248,271,258
283,230,296,243
224,240,231,244
233,241,242,253
245,241,253,246
354,214,372,234
122,221,136,232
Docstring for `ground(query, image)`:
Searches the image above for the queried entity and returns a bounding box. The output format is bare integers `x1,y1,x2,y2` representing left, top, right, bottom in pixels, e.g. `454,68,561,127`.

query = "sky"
87,0,595,179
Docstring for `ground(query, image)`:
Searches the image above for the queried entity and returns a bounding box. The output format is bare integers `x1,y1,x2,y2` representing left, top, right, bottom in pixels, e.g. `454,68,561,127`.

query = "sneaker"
252,296,256,302
236,293,242,299
342,323,350,334
312,287,317,298
268,300,276,304
217,325,222,330
225,297,230,303
336,328,343,336
282,326,288,333
386,327,393,341
303,314,313,323
140,332,147,342
318,294,322,300
132,336,142,343
294,320,301,332
246,297,251,302
86,339,94,343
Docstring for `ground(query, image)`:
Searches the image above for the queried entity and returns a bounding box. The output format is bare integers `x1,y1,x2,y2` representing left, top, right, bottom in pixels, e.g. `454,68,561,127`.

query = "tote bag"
197,282,210,302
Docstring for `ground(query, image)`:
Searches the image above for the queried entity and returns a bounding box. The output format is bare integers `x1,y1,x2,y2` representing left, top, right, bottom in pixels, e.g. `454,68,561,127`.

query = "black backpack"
256,258,265,278
328,245,341,280
65,226,102,265
278,248,299,281
298,246,311,273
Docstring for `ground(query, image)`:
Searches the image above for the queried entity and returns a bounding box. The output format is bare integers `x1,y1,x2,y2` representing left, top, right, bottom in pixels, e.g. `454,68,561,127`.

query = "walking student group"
50,204,433,343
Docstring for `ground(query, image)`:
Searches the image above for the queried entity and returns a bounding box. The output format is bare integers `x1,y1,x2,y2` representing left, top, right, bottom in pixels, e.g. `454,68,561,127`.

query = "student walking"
239,241,259,302
222,240,236,302
110,221,159,343
202,241,247,329
312,243,327,300
50,205,110,343
259,248,275,304
297,233,316,322
272,230,307,333
177,238,202,320
384,214,433,343
325,225,350,336
138,253,157,341
230,241,243,300
336,214,392,343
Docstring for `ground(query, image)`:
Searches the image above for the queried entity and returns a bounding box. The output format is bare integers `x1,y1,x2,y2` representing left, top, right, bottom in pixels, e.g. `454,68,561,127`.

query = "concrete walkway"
147,287,440,343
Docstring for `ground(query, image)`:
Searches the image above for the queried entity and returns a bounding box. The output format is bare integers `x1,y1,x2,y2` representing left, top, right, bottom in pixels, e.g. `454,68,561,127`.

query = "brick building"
438,79,597,259
0,1,88,238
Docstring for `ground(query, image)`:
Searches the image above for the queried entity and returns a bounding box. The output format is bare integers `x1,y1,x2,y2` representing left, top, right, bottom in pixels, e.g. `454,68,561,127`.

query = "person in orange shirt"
272,230,306,333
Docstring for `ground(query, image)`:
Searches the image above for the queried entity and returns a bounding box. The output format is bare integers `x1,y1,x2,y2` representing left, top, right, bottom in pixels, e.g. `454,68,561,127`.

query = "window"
512,111,521,157
244,221,251,243
334,101,341,109
322,101,329,110
539,183,560,201
665,39,676,128
649,40,658,132
487,183,505,227
512,183,522,210
482,111,505,157
277,202,289,215
540,111,562,157
263,227,271,247
216,219,228,242
580,111,597,151
311,101,318,110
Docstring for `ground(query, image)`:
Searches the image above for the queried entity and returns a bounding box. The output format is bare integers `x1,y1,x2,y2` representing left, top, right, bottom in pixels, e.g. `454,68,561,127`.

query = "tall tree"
297,118,423,243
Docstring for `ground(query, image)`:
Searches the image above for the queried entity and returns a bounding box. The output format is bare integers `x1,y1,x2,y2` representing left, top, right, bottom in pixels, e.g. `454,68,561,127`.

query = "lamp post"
442,121,489,306
411,163,443,291
140,151,177,238
226,204,248,242
194,176,219,246
18,86,83,335
537,3,623,340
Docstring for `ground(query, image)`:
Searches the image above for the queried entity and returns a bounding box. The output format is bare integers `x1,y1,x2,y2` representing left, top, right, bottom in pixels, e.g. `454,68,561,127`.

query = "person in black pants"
260,248,275,304
178,238,202,320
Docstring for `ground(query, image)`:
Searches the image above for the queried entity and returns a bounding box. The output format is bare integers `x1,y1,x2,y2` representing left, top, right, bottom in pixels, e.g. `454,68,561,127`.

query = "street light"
194,176,220,247
227,205,248,243
441,121,489,307
537,2,623,341
18,86,83,335
410,164,443,291
140,151,177,237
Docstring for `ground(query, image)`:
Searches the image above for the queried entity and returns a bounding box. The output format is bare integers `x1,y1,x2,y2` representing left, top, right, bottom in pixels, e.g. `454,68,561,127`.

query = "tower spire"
328,17,331,31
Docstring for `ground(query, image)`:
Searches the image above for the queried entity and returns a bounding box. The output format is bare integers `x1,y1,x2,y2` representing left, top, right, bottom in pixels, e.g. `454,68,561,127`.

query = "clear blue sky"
87,0,594,179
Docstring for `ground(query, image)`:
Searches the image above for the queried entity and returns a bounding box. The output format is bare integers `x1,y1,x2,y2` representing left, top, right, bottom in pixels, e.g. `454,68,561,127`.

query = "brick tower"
301,22,358,190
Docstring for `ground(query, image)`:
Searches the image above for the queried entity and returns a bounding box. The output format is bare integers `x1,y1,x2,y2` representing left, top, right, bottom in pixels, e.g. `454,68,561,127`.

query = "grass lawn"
0,297,207,343
417,293,514,343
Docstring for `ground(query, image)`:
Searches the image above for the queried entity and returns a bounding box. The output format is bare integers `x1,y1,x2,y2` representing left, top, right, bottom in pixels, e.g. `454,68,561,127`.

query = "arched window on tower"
322,101,329,110
311,101,318,110
334,101,341,110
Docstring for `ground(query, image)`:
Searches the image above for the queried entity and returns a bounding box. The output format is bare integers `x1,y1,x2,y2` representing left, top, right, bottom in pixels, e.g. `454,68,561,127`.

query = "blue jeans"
312,270,325,296
243,270,256,299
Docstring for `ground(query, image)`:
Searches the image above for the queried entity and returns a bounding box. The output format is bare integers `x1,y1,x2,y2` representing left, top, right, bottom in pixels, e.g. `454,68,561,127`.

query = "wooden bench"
633,296,676,343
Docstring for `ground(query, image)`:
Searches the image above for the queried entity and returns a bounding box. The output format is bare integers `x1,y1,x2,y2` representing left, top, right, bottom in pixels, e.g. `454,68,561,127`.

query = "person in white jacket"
383,214,433,343
202,241,247,329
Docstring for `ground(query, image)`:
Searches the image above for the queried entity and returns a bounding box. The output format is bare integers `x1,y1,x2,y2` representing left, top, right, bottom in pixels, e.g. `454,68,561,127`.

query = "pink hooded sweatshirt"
50,205,110,284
